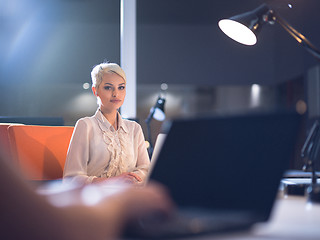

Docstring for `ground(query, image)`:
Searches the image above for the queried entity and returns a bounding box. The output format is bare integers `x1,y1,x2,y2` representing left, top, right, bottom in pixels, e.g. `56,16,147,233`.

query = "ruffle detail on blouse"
95,114,130,178
102,129,130,178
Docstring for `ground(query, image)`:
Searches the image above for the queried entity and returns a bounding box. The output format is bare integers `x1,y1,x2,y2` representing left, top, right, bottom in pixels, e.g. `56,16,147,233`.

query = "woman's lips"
111,99,121,103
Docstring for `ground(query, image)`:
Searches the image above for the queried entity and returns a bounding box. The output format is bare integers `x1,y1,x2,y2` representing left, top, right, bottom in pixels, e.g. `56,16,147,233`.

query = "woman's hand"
127,172,142,182
92,172,143,185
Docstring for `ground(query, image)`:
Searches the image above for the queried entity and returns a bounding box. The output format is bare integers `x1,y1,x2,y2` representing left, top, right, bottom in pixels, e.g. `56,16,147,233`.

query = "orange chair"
8,125,74,181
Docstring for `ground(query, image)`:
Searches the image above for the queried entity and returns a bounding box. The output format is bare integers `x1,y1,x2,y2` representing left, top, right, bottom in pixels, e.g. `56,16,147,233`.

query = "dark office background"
1,0,320,170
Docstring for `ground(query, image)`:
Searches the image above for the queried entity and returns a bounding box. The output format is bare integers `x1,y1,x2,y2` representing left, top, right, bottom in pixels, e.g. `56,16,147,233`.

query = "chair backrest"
0,124,12,154
8,125,74,180
0,123,24,163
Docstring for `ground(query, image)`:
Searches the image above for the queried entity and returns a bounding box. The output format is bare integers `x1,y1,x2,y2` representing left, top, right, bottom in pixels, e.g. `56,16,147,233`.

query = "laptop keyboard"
123,208,256,239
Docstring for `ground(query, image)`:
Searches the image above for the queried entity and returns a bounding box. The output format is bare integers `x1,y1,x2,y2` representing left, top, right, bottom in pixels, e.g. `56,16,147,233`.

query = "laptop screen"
149,111,302,220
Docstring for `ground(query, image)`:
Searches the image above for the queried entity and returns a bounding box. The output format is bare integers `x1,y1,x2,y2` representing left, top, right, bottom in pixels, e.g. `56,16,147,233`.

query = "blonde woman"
63,62,150,185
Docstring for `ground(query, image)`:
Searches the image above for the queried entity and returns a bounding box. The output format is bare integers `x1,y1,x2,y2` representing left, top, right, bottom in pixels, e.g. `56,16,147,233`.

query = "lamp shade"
152,97,166,121
218,4,270,45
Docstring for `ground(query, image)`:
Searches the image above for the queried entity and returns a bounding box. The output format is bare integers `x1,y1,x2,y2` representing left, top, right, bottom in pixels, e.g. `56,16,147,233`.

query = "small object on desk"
283,183,306,196
282,178,320,197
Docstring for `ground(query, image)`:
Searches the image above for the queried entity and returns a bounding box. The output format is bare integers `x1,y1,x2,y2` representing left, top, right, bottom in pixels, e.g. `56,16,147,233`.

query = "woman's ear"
92,86,98,96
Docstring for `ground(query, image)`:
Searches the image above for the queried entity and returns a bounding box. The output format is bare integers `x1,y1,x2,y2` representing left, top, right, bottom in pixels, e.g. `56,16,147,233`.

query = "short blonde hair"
91,62,126,88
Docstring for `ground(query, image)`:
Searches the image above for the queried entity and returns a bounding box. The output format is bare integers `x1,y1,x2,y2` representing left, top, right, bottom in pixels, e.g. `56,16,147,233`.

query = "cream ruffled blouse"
63,109,150,184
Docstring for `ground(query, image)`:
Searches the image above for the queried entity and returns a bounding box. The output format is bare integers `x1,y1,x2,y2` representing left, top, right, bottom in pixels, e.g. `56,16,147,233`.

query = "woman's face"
94,72,126,114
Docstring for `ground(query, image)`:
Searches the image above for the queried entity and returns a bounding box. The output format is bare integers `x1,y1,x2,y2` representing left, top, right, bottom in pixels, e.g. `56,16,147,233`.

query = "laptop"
125,111,302,239
146,133,167,182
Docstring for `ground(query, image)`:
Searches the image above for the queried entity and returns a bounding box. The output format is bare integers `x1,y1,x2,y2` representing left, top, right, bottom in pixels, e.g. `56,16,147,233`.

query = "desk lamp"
218,3,320,202
145,95,166,157
218,3,320,60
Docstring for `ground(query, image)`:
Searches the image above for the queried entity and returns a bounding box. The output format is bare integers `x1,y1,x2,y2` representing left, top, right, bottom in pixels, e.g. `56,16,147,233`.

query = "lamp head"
152,97,166,121
218,4,271,45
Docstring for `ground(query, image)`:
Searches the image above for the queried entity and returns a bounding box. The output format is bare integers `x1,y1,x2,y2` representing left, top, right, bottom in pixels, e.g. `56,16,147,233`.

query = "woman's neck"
100,109,118,130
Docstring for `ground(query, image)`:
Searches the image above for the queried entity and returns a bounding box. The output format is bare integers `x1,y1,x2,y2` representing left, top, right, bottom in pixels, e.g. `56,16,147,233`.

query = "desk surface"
183,194,320,240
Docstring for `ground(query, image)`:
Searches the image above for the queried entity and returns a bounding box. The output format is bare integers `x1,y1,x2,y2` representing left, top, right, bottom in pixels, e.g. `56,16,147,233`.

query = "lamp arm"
268,10,320,183
269,11,320,61
145,108,155,156
145,109,154,125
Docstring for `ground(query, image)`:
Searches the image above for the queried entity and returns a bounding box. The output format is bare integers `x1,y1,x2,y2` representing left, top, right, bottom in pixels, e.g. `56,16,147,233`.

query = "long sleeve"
131,124,150,181
63,119,96,184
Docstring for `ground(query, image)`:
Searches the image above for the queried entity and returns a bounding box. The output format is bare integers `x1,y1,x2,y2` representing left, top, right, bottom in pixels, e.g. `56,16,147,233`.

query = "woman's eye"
119,86,125,90
104,86,112,90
